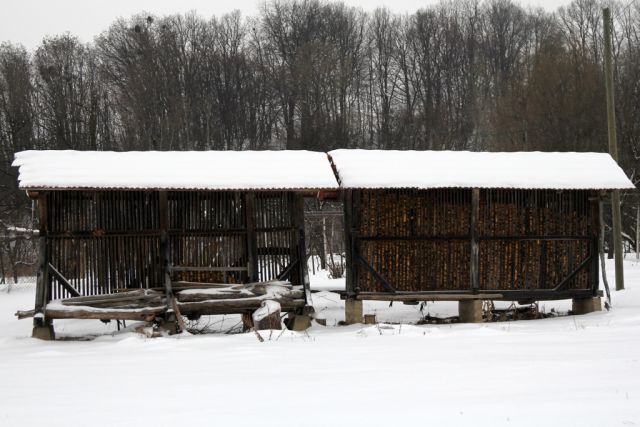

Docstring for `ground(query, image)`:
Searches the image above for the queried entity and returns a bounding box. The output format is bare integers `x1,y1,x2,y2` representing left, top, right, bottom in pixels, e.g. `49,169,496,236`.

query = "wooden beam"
245,192,258,282
33,192,50,327
591,192,601,297
355,254,396,293
158,191,174,318
470,188,480,291
345,290,596,301
277,259,299,281
348,293,502,301
343,190,355,295
552,256,593,292
168,266,248,272
48,263,81,297
293,193,311,303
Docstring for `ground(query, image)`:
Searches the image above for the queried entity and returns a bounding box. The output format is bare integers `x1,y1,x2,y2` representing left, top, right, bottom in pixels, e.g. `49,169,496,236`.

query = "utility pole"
603,7,625,291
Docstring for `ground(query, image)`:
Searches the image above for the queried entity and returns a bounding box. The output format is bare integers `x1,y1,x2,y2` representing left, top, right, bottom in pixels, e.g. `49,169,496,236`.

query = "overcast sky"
2,0,572,51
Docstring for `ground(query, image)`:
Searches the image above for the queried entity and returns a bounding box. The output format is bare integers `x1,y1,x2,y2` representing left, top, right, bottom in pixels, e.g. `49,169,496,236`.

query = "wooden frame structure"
28,189,311,328
342,188,602,302
13,150,340,338
328,149,636,317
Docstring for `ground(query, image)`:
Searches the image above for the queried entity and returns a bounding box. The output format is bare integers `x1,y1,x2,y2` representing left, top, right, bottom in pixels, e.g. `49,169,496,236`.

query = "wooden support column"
590,192,601,297
470,188,480,291
343,190,362,324
344,190,359,296
293,193,311,304
159,191,177,333
245,192,258,283
33,192,54,340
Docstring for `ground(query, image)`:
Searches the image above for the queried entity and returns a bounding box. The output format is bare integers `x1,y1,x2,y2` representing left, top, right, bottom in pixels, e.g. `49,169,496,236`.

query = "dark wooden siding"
43,190,303,301
478,189,593,292
355,189,471,292
347,188,598,298
168,191,247,284
47,191,162,299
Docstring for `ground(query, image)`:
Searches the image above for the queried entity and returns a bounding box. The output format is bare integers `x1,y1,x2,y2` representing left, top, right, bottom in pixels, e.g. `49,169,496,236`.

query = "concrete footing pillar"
287,314,311,331
458,300,483,323
572,297,602,315
345,299,363,324
32,324,55,340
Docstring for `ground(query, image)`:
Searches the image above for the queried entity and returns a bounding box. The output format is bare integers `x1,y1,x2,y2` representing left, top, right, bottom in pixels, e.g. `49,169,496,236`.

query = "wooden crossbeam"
47,263,81,297
355,254,396,293
552,256,593,292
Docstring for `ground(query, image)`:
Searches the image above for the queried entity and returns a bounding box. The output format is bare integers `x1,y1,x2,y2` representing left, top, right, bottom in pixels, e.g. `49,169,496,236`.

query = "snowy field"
0,259,639,426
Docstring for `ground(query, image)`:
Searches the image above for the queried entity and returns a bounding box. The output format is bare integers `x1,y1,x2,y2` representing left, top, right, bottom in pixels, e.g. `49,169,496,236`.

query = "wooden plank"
350,293,502,301
346,289,595,301
168,266,248,272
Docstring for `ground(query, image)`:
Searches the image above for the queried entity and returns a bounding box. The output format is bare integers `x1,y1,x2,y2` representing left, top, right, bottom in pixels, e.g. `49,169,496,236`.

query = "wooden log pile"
176,280,305,316
15,280,305,322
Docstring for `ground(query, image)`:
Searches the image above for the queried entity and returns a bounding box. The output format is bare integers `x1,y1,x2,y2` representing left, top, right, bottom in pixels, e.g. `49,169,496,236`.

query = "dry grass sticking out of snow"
0,259,639,426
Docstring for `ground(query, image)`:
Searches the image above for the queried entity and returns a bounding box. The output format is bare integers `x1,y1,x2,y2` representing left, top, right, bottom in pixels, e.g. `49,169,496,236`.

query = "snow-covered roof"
13,150,339,191
328,150,636,190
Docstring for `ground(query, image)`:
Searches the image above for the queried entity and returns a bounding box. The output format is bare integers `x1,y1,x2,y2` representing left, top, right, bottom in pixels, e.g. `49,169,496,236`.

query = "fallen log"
161,281,236,291
44,305,165,321
62,297,164,309
178,297,305,316
176,289,252,303
61,290,163,308
15,309,35,319
246,281,293,296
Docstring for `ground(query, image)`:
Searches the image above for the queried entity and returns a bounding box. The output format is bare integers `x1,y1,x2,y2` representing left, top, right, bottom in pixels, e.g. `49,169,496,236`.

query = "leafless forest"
1,0,639,282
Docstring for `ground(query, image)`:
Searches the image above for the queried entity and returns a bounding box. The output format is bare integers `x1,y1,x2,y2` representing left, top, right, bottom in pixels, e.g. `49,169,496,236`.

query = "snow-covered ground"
0,259,639,426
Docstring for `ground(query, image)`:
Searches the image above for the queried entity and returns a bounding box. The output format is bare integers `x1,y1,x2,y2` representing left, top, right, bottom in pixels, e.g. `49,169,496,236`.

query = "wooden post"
33,192,54,340
603,7,624,291
590,193,601,298
470,188,480,291
159,191,177,333
343,190,359,296
293,194,311,304
245,192,258,282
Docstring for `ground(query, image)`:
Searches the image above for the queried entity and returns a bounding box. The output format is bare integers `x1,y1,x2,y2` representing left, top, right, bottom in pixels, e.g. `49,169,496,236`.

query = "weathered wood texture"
41,190,305,306
347,189,598,297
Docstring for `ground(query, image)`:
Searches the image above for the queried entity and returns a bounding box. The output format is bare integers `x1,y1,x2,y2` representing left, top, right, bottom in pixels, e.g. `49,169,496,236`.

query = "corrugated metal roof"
328,149,636,190
13,150,340,191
